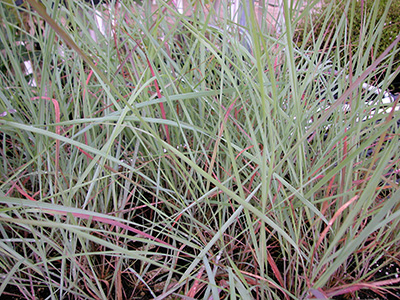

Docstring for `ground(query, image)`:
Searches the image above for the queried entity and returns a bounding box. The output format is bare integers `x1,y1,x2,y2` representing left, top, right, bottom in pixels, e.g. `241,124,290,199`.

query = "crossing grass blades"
0,0,400,299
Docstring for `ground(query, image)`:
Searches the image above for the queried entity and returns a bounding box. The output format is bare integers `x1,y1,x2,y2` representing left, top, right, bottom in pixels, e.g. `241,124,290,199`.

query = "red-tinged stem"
15,183,173,248
46,209,172,247
311,195,359,268
187,266,205,298
118,26,171,144
145,56,171,144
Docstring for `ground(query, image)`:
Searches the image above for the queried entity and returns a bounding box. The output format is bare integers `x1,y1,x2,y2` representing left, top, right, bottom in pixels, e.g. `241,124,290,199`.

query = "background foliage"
295,0,400,92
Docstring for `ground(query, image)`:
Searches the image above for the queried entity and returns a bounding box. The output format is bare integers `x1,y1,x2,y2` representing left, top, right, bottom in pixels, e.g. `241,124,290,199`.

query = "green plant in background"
0,0,399,299
295,0,400,92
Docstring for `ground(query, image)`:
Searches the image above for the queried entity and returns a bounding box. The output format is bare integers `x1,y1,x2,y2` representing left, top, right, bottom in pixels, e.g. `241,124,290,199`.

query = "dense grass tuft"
1,0,399,299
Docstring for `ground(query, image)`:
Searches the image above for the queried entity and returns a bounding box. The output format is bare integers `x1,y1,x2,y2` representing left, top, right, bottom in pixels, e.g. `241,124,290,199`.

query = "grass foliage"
0,0,399,299
295,0,400,91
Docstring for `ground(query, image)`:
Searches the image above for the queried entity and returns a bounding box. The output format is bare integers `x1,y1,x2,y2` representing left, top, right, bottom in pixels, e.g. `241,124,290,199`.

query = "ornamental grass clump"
0,0,399,299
